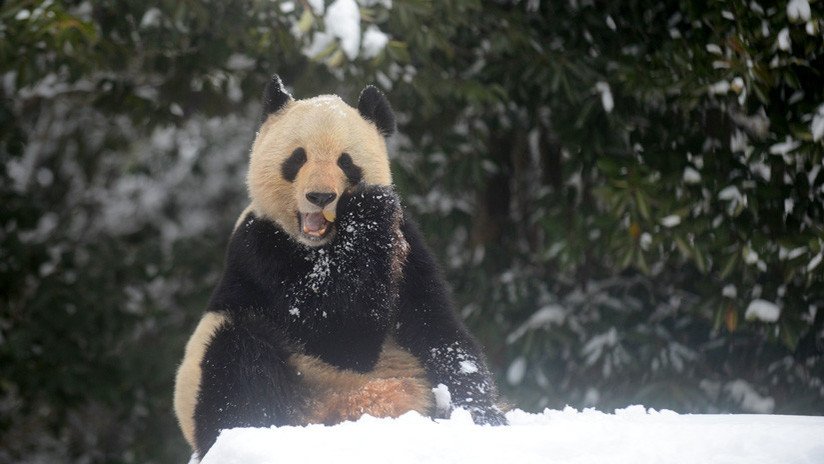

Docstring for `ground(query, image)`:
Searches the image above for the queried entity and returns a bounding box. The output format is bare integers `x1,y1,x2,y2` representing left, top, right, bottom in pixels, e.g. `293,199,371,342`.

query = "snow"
197,407,824,464
431,384,452,413
745,299,781,323
459,360,479,374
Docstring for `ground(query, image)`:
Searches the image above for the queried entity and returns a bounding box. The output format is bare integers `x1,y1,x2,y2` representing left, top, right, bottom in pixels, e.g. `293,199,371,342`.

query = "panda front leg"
190,312,307,457
296,184,408,372
394,217,507,425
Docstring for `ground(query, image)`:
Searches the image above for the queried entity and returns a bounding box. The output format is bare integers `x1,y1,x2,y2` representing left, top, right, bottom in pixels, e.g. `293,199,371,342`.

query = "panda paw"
336,184,402,236
469,405,508,426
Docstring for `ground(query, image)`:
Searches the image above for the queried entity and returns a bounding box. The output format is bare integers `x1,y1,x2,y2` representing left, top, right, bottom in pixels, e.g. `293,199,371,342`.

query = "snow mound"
198,406,824,464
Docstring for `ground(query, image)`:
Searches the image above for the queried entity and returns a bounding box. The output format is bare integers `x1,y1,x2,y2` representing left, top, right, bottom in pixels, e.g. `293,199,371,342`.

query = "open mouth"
298,211,333,241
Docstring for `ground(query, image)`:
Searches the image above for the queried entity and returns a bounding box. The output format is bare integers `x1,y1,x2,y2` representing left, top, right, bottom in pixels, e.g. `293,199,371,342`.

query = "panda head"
248,75,396,247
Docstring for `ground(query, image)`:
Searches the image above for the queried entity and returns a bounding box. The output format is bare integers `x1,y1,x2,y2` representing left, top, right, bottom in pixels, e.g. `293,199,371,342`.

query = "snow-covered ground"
198,406,824,464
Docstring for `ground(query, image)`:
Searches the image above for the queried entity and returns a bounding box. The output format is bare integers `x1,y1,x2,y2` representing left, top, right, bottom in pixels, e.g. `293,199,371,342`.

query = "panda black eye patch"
281,148,307,182
337,153,363,184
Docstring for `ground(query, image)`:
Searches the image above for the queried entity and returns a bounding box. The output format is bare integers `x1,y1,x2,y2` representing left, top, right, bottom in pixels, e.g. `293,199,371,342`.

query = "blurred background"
1,0,823,462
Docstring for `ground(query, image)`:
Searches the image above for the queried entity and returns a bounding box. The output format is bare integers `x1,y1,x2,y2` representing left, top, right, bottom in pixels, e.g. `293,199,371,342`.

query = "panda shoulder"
232,204,257,233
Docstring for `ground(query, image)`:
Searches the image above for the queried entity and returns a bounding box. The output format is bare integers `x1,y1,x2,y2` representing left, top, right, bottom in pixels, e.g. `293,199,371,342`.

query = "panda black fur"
174,75,506,457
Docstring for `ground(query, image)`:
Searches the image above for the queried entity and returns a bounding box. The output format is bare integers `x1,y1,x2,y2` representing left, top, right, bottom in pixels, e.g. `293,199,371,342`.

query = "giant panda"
174,75,506,458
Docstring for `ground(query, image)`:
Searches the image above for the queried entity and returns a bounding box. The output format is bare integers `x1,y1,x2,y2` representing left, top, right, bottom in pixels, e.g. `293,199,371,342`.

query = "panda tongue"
303,212,328,235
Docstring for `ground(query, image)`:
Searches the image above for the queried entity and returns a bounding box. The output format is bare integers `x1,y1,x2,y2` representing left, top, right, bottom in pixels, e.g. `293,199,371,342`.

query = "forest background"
1,0,823,462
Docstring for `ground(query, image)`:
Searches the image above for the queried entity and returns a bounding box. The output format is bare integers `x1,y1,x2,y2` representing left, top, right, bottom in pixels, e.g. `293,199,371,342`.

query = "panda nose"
306,191,337,207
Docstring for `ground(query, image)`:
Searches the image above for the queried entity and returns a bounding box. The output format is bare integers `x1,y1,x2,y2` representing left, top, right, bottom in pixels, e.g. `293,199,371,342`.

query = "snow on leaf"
811,103,824,142
595,82,614,113
777,27,791,51
709,80,730,94
724,379,775,413
743,247,759,265
357,0,393,7
808,252,823,272
718,185,743,202
779,246,807,260
640,232,652,251
582,328,618,366
226,53,256,71
769,137,800,156
784,198,794,217
506,304,566,344
730,77,745,93
660,215,681,228
325,0,361,60
140,7,162,28
722,285,737,298
280,1,296,13
506,357,527,386
787,0,811,23
745,299,781,323
361,25,389,59
306,0,325,15
605,15,617,31
683,167,701,184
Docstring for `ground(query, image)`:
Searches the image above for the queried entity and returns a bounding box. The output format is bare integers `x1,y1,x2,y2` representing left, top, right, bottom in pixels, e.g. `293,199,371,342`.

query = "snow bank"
198,406,824,464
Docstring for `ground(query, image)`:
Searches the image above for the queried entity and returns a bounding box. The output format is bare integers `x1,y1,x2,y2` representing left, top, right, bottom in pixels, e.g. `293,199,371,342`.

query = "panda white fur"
174,75,506,457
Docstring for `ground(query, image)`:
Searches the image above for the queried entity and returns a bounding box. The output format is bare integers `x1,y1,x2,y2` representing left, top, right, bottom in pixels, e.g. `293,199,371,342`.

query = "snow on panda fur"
173,75,506,457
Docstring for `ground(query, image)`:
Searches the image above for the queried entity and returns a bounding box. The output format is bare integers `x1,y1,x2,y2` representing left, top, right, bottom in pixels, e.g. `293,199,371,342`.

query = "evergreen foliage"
1,1,822,462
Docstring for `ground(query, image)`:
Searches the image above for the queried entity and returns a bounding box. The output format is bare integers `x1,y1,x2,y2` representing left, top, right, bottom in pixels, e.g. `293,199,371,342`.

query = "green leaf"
635,190,651,221
297,9,314,33
780,319,801,351
720,253,738,280
674,236,692,258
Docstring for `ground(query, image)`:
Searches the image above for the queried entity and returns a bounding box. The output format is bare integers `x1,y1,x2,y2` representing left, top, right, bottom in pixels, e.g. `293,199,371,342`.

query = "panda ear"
357,85,395,137
261,74,293,120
